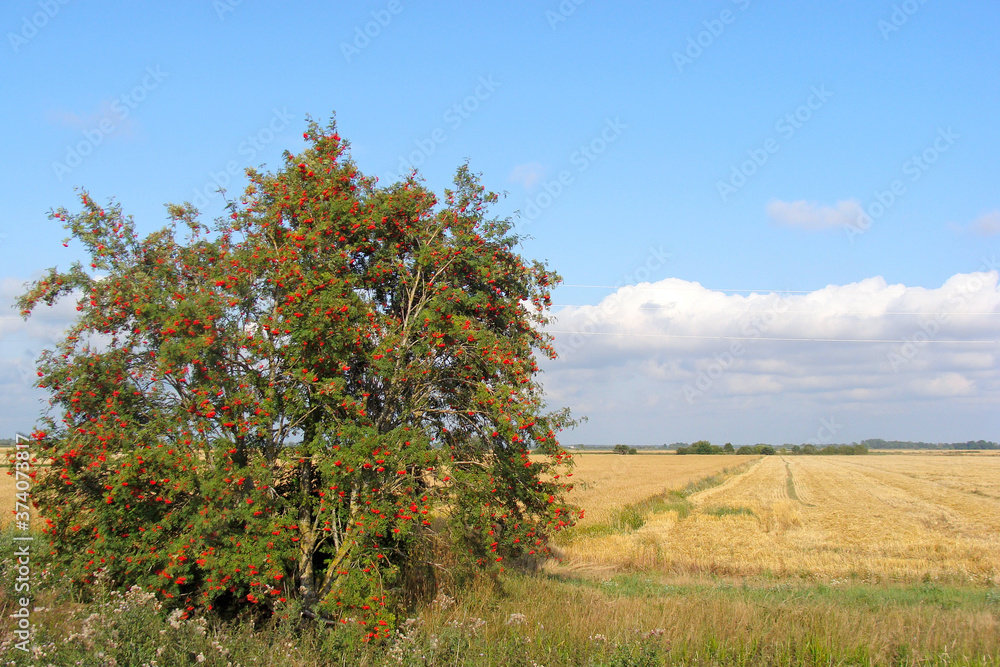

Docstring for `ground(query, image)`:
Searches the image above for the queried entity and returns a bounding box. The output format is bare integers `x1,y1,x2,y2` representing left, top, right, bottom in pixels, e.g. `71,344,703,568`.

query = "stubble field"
0,457,41,529
558,452,1000,584
4,451,1000,665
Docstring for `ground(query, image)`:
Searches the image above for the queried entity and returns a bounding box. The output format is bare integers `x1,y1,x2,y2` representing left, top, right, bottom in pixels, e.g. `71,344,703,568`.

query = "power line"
556,283,998,296
546,305,1000,315
543,330,1000,344
558,284,818,293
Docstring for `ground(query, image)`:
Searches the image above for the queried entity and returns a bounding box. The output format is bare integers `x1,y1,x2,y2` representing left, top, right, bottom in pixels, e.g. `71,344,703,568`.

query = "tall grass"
3,554,998,666
5,454,1000,665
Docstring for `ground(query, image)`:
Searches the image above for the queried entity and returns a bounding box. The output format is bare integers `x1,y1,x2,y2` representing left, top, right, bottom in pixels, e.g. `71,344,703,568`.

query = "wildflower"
430,592,455,610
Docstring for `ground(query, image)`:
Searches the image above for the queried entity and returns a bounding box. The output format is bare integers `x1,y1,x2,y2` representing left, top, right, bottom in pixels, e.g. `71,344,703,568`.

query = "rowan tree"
16,117,579,637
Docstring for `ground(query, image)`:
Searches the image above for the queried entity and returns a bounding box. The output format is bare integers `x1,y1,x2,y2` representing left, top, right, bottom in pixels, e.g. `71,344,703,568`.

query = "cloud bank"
4,271,999,447
541,270,1000,445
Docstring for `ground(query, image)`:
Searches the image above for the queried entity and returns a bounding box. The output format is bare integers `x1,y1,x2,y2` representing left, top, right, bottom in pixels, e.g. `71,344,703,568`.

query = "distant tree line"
675,440,736,455
673,441,868,455
564,439,998,452
860,438,999,450
785,443,868,455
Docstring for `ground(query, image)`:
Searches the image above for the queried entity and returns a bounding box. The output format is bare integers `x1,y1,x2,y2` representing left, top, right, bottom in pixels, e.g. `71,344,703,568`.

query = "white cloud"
910,373,975,397
5,270,999,447
0,277,81,435
970,211,1000,236
46,100,139,140
766,198,865,230
508,162,545,190
541,271,1000,445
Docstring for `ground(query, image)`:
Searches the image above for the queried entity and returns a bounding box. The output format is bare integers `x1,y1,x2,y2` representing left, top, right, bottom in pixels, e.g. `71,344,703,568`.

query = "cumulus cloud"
0,277,80,435
540,271,1000,445
508,162,545,190
766,198,865,230
970,211,1000,236
46,100,140,140
5,269,999,447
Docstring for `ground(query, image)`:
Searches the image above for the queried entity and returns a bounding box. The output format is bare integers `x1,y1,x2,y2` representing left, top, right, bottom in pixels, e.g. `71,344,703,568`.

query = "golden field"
558,452,1000,585
1,451,45,529
4,450,1000,664
1,462,30,529
563,452,740,526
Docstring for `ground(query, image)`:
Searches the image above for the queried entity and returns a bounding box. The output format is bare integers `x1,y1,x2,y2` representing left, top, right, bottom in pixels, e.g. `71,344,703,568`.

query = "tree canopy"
17,117,579,638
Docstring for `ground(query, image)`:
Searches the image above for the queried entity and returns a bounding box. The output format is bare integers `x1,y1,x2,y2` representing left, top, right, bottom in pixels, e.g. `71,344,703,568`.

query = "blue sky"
2,1,998,445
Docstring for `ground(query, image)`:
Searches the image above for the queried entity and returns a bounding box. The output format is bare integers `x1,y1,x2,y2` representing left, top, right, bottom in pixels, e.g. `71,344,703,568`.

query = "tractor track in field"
780,457,815,507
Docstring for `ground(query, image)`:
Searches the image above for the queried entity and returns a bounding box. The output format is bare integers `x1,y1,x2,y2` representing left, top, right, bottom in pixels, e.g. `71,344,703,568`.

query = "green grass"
782,458,802,503
784,460,799,501
3,546,999,666
4,471,999,666
561,571,1000,612
703,505,756,518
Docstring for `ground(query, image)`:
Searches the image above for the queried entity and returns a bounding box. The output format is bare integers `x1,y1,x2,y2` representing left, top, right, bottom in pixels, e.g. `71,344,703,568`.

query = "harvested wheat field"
562,453,743,526
2,455,49,528
0,464,29,529
559,453,1000,585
